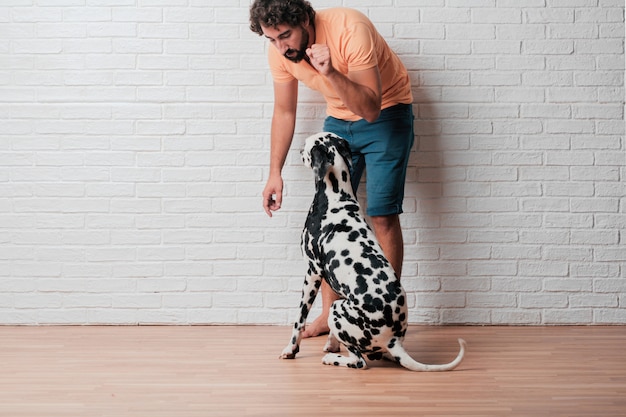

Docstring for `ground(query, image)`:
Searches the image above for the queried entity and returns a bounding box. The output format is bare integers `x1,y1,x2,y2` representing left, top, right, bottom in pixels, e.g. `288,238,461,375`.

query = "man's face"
261,23,310,63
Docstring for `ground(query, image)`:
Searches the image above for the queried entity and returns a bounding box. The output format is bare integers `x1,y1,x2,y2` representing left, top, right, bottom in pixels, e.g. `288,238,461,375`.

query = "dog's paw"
279,346,298,359
323,353,368,369
322,353,341,366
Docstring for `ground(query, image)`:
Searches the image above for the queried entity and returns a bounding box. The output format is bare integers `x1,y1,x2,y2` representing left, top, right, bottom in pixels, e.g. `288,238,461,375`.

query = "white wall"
0,0,624,325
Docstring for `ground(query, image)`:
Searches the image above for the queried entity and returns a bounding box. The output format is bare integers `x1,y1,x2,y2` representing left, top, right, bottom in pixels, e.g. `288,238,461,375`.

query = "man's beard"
283,27,309,63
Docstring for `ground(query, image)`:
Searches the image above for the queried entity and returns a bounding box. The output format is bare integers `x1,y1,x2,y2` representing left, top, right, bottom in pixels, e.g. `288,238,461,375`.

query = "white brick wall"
0,1,624,325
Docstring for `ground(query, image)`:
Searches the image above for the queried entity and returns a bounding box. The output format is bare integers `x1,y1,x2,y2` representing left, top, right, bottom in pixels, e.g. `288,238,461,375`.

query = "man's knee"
370,214,400,234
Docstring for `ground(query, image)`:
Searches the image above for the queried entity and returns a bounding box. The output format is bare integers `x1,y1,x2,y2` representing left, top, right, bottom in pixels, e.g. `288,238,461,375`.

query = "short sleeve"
268,46,296,83
343,21,378,72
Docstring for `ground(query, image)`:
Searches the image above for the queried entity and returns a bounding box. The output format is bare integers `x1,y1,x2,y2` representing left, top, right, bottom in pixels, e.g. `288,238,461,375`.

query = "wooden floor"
0,326,624,417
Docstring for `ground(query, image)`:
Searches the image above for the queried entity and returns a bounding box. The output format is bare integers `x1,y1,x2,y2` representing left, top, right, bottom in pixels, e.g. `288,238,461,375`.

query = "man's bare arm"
307,44,382,122
263,79,298,216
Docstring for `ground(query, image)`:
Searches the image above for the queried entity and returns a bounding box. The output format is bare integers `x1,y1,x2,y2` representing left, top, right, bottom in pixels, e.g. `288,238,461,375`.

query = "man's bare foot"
302,314,330,338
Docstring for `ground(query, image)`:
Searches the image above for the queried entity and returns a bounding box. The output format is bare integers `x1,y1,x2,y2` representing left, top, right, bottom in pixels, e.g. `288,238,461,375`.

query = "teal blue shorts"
323,103,415,217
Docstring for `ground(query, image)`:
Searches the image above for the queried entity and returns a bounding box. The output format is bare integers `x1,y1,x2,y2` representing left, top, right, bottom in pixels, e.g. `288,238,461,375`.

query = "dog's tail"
388,338,466,372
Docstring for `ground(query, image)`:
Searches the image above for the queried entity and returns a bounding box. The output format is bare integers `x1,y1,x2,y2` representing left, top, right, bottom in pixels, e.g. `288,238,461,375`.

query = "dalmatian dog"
280,132,466,371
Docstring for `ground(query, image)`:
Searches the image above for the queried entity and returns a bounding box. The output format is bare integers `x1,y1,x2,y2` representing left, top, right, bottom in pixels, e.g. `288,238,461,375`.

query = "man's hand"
306,44,334,76
262,175,283,217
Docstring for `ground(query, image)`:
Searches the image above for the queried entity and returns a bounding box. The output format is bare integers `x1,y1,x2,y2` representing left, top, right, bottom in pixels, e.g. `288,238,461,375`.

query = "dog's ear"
330,137,352,169
310,144,331,178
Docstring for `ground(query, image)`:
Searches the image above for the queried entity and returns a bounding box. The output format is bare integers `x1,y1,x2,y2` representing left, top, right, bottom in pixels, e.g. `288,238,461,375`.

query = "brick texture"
0,1,624,325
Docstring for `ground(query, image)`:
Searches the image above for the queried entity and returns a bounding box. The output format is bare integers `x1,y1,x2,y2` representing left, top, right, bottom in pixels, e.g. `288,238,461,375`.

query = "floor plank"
0,325,624,416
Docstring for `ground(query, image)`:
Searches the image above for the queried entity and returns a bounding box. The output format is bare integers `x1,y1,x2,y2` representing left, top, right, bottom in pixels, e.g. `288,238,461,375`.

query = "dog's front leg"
280,270,322,359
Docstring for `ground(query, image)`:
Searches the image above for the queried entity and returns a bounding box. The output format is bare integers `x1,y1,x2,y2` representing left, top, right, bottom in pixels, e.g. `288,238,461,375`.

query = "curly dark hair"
249,0,316,36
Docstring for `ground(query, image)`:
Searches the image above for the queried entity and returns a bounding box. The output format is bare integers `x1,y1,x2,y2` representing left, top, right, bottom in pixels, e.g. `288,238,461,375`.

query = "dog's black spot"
347,293,360,306
376,270,390,282
354,275,368,295
397,294,405,307
354,262,373,276
367,253,387,270
338,330,358,347
382,281,403,304
367,348,384,361
329,172,340,193
362,294,384,313
300,303,309,318
359,334,371,345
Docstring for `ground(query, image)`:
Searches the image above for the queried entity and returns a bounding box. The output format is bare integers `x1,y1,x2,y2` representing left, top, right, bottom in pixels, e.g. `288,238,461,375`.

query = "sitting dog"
280,132,466,371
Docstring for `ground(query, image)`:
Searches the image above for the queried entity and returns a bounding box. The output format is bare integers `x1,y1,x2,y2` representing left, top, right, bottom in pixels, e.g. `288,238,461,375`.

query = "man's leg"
370,214,403,279
354,104,412,283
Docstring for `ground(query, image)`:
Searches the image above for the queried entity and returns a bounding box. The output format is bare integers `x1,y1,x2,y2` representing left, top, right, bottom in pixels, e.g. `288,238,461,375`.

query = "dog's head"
302,132,352,180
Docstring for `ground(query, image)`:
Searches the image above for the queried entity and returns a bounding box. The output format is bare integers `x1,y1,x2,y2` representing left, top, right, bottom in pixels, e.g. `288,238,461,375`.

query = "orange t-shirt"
268,7,413,122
